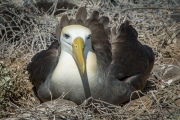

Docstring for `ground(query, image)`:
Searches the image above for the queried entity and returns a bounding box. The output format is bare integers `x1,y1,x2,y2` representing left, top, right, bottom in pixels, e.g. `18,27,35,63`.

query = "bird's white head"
60,25,92,76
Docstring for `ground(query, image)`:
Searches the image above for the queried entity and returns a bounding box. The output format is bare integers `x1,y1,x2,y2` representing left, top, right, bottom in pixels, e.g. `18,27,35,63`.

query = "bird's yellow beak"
72,37,85,76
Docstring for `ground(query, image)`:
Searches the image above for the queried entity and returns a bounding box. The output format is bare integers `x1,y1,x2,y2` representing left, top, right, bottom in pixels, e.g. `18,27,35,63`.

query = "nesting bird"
27,7,154,105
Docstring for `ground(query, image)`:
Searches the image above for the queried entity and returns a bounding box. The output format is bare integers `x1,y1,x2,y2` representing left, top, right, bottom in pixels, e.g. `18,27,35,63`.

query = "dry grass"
0,0,180,119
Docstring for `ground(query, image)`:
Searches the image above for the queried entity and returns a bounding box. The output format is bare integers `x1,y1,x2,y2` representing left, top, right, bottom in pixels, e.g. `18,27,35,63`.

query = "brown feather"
55,25,61,41
117,20,138,38
76,19,84,26
76,7,87,22
61,15,69,28
99,16,109,29
69,19,76,25
89,11,99,19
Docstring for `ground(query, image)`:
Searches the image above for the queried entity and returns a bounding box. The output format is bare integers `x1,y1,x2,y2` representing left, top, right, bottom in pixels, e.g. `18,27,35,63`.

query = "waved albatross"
27,7,154,105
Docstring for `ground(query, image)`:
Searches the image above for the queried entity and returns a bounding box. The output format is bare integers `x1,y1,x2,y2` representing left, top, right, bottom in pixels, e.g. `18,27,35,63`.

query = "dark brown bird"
27,7,154,105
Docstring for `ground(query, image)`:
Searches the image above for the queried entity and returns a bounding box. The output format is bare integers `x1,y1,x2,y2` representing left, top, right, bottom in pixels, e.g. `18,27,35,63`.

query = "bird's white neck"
51,47,97,99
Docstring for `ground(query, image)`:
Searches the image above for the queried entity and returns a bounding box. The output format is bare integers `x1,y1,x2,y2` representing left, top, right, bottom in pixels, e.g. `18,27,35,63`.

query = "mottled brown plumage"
27,7,154,105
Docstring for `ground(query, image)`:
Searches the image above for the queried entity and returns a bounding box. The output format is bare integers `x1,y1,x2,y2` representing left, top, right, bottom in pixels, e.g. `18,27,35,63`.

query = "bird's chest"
51,51,98,101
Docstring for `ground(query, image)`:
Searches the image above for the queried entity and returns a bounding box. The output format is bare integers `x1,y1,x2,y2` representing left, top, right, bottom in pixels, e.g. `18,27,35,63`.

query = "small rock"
4,76,11,81
0,61,4,64
24,71,29,75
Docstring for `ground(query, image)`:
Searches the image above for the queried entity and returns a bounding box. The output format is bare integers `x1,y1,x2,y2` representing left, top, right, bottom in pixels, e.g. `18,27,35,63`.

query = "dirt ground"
0,0,180,119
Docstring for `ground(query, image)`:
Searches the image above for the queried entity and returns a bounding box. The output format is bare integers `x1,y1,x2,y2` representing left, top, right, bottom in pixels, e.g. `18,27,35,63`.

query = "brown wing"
27,39,60,90
109,20,154,90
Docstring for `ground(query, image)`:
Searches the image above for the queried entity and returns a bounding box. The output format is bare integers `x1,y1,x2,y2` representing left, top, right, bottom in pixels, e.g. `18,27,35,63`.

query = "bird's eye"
87,35,91,39
64,34,70,39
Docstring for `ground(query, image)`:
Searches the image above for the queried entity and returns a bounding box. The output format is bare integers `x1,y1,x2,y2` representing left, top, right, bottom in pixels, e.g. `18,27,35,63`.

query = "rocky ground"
0,0,180,119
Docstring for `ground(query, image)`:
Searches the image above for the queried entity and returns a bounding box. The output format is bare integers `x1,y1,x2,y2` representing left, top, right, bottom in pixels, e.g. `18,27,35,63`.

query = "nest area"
0,0,180,119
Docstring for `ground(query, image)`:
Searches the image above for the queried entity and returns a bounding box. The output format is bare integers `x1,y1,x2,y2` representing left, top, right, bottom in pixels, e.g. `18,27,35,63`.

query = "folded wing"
27,40,60,90
109,20,154,90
